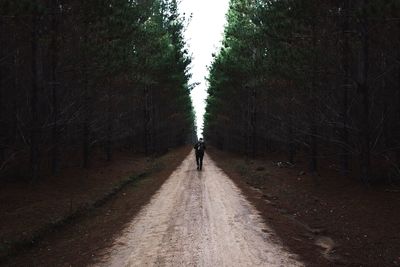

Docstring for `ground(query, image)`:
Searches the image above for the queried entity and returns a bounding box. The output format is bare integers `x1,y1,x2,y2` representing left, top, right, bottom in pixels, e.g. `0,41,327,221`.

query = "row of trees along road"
0,0,195,181
204,0,400,184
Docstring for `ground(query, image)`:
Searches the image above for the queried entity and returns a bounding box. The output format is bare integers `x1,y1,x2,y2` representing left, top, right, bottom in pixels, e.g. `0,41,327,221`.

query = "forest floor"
0,146,190,266
209,147,400,267
2,146,399,266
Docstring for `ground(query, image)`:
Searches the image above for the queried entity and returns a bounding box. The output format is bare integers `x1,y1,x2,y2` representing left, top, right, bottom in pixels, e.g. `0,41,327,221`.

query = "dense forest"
0,0,195,180
204,0,400,184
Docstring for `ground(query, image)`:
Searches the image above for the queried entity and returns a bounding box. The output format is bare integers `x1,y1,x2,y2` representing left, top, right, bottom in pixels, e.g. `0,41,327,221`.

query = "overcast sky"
178,0,230,138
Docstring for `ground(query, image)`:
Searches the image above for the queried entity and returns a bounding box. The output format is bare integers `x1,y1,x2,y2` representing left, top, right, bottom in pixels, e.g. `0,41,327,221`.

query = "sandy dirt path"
94,153,303,267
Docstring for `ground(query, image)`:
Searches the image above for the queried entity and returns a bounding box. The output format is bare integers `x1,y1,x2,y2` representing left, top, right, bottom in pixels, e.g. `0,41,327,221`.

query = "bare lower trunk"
310,121,318,173
287,119,295,164
82,76,90,168
397,21,400,164
246,86,256,158
0,53,4,165
397,78,400,165
11,15,19,146
82,32,90,169
0,19,4,165
51,1,60,175
309,14,318,174
106,86,113,162
359,0,371,184
30,6,40,181
251,87,256,158
144,87,149,155
144,86,153,155
340,0,351,175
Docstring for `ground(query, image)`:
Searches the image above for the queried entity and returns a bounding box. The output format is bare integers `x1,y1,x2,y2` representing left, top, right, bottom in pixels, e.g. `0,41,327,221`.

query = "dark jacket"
194,141,206,155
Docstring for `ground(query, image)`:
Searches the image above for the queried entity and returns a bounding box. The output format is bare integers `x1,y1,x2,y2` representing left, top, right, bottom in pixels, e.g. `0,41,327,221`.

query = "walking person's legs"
199,153,204,170
196,153,200,170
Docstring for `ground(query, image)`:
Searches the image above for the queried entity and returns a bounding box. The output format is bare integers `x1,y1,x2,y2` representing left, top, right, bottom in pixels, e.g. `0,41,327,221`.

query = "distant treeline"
0,0,195,180
204,0,400,184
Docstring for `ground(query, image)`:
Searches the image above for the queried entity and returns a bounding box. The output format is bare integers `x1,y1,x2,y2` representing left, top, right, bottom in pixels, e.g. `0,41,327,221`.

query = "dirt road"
94,153,303,267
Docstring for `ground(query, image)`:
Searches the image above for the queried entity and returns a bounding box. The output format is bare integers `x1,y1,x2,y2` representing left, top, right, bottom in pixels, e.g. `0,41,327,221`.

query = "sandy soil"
94,154,303,267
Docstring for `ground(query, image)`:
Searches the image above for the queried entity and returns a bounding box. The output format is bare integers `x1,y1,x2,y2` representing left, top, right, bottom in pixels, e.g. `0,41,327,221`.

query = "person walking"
194,138,206,170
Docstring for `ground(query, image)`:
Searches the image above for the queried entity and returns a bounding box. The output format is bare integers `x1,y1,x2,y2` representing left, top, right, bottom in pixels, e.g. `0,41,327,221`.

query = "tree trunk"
397,21,400,164
152,98,156,152
340,0,351,175
106,85,113,161
286,90,295,164
82,79,90,168
144,86,148,155
30,5,40,181
309,14,318,174
287,118,295,164
130,95,136,152
310,119,318,173
144,86,153,155
11,15,19,146
51,0,60,175
0,70,3,166
0,17,4,165
251,87,257,158
245,85,257,158
359,0,371,184
82,33,90,168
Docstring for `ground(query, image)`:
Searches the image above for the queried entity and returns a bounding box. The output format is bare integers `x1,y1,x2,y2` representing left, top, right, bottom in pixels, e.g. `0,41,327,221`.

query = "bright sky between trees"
178,0,230,138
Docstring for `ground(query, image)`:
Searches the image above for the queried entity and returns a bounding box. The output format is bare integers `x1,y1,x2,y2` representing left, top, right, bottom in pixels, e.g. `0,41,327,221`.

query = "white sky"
178,0,230,138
